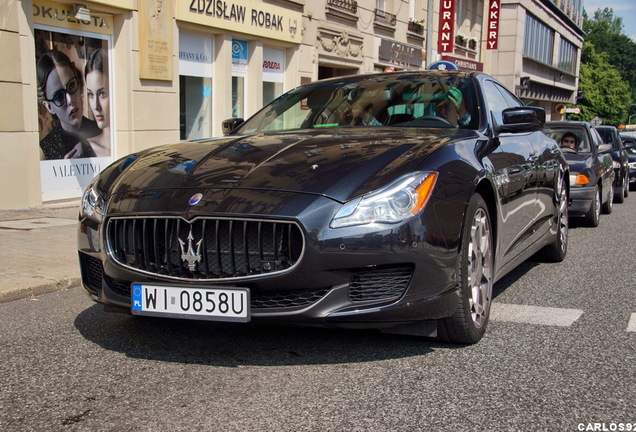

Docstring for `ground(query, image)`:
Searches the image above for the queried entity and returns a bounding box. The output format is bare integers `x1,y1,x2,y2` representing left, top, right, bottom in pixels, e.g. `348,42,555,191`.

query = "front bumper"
568,185,597,217
78,192,464,331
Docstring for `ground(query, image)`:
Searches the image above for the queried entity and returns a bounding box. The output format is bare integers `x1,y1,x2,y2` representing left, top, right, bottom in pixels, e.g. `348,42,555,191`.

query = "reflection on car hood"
106,128,471,202
562,152,595,172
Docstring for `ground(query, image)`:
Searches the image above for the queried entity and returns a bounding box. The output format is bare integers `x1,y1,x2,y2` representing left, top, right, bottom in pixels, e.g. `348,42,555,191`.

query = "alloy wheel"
467,208,493,329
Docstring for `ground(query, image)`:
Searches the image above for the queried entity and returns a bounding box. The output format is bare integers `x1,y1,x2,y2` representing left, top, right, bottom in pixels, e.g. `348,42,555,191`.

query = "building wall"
0,0,584,210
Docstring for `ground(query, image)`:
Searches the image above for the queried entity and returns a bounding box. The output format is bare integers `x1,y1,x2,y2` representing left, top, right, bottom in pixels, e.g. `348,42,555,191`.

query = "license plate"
131,284,250,322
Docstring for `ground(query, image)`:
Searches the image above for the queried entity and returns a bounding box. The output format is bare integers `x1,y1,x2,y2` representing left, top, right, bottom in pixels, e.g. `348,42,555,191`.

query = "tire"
582,186,600,227
538,176,568,262
438,193,493,344
615,175,625,204
603,183,614,214
624,173,629,198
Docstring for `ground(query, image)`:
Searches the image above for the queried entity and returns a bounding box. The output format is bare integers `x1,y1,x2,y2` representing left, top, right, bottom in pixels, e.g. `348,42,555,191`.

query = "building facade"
0,0,583,210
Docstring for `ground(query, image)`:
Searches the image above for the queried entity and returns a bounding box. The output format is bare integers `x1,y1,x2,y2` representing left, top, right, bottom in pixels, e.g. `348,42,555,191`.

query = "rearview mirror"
495,106,545,134
598,143,613,154
222,117,244,136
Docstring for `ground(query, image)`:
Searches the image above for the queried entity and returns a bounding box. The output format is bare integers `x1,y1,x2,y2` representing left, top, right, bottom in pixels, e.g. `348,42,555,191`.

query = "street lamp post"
628,104,636,125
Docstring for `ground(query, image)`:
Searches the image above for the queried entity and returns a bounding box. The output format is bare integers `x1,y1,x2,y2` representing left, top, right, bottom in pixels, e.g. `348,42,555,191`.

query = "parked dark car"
79,70,569,344
544,121,614,227
595,125,629,202
622,135,636,191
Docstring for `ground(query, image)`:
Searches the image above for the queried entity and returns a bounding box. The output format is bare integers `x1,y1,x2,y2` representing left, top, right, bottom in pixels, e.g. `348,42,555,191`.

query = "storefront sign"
263,48,285,83
32,0,114,35
441,55,484,71
378,38,423,69
486,0,501,50
179,33,213,77
437,0,455,53
232,39,248,75
177,0,301,44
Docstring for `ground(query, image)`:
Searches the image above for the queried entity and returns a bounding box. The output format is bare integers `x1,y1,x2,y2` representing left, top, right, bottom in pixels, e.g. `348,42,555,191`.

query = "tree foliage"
569,42,631,125
579,9,636,124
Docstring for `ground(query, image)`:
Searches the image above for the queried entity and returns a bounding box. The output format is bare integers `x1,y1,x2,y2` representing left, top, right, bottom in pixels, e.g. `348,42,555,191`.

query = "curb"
0,277,81,304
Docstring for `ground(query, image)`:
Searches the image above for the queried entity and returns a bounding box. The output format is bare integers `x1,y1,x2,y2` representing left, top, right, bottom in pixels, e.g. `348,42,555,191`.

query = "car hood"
562,152,595,173
103,128,471,203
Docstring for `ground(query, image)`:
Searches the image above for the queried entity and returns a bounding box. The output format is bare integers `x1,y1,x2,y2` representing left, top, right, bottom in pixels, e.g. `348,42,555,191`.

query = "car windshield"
544,127,592,153
236,73,478,134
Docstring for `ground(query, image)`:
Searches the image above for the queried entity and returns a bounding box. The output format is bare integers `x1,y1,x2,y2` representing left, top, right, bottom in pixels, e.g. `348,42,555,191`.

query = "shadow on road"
73,305,460,367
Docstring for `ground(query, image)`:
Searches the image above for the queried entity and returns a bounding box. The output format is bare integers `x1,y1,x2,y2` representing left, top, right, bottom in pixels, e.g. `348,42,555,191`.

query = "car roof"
545,121,591,129
318,70,481,82
594,125,617,131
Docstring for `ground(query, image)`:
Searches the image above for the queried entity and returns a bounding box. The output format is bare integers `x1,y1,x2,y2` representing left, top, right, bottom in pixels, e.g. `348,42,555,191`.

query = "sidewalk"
0,201,81,303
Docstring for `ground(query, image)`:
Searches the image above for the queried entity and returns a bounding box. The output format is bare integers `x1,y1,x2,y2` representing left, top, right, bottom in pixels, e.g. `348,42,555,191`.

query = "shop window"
179,32,214,140
180,76,213,140
263,47,285,106
232,76,245,118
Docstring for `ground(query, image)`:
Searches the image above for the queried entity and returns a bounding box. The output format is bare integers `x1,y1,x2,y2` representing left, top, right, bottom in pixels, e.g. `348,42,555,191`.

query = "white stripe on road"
627,313,636,332
491,303,583,327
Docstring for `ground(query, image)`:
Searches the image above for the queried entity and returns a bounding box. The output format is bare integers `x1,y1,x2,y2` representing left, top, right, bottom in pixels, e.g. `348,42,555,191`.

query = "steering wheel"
560,146,577,153
415,115,454,127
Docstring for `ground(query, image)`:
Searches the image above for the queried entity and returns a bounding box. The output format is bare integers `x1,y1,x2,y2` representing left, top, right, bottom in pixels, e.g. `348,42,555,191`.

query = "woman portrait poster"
35,30,111,161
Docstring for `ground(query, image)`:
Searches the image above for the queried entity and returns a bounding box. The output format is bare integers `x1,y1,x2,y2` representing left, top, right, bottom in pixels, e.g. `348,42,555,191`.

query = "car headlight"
330,172,437,228
570,173,589,186
80,178,105,223
629,162,636,169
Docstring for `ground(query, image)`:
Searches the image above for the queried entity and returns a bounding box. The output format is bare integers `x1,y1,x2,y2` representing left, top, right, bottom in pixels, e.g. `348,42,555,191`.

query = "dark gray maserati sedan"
79,70,569,344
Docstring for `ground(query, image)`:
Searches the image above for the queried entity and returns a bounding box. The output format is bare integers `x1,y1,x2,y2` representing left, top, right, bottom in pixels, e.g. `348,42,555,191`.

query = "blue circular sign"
428,61,460,71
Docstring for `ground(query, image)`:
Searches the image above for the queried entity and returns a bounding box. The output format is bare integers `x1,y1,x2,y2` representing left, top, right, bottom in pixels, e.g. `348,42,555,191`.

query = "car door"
590,127,615,199
482,80,539,264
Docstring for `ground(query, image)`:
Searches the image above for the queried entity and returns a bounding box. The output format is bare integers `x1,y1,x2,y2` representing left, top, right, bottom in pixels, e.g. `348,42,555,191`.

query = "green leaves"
576,10,636,125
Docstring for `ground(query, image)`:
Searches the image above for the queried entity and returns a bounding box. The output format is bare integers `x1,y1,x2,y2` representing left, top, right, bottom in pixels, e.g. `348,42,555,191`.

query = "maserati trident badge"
179,228,203,271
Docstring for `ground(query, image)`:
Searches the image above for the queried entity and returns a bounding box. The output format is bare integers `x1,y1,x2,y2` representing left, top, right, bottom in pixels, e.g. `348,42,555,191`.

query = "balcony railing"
327,0,358,15
374,9,397,27
408,21,424,35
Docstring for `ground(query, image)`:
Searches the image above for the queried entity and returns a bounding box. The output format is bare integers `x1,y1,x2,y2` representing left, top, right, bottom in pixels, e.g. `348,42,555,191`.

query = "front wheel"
438,193,493,344
538,176,568,262
603,182,614,214
582,186,600,227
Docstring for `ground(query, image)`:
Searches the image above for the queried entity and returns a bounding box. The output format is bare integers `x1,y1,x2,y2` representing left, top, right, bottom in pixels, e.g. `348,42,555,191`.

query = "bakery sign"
486,0,501,50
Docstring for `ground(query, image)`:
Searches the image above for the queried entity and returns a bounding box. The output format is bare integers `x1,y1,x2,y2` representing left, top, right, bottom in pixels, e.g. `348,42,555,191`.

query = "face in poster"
35,30,111,160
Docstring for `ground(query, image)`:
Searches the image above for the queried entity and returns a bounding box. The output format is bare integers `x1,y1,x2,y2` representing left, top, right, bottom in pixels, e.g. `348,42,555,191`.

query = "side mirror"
495,106,545,134
222,117,244,136
598,143,613,154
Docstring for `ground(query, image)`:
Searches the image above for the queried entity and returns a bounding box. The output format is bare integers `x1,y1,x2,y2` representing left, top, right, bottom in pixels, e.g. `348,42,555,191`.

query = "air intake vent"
349,266,413,302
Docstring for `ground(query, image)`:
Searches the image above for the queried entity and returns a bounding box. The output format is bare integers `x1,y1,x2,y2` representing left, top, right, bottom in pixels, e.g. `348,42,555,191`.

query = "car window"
544,127,591,153
590,127,604,151
482,80,513,125
495,82,524,108
596,127,621,150
237,73,479,133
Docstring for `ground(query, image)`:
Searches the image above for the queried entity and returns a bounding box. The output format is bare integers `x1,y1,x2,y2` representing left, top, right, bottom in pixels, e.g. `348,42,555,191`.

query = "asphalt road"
1,196,635,432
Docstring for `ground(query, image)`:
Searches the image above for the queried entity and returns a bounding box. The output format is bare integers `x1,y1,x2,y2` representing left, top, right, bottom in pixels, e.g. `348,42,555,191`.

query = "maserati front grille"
106,217,304,281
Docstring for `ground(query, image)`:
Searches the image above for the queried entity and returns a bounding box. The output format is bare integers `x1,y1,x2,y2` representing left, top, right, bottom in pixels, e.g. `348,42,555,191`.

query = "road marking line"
627,313,636,332
490,303,583,327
